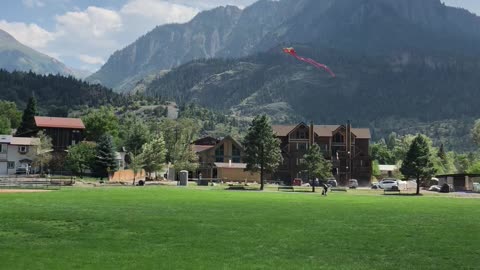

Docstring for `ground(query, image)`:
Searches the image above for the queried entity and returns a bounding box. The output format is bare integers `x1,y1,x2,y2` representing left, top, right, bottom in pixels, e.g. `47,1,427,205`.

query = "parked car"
15,167,27,175
327,178,338,187
349,179,359,189
378,179,399,189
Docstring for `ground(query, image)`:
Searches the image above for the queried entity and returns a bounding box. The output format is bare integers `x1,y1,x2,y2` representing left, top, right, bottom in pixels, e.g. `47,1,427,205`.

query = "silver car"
378,179,398,189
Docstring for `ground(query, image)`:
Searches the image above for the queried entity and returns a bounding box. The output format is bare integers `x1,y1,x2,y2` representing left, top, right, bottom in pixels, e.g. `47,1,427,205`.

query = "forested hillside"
145,47,480,151
0,70,125,115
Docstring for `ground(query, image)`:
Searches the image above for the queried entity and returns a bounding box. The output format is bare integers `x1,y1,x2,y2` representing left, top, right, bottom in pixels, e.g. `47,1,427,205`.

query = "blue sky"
0,0,479,72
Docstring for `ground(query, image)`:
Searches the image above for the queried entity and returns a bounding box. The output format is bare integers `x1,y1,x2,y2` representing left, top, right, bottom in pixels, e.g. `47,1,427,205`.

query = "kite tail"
293,54,336,77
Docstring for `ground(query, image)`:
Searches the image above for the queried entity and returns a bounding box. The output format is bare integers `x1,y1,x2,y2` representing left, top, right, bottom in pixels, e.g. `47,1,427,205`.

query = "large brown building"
193,136,260,182
34,116,85,151
272,122,372,186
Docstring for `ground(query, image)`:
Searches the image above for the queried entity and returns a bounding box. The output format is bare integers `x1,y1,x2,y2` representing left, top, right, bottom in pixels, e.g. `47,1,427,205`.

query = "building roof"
214,162,248,169
10,137,40,146
0,135,12,144
272,124,371,139
34,116,85,129
379,165,397,171
193,145,215,153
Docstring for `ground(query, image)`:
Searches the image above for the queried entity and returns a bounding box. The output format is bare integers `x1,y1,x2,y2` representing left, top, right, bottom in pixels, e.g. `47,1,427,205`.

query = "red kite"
283,47,336,77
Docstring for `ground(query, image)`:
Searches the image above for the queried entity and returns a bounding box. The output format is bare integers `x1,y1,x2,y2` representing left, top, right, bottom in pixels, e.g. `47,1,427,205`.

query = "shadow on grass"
383,193,423,196
225,186,261,191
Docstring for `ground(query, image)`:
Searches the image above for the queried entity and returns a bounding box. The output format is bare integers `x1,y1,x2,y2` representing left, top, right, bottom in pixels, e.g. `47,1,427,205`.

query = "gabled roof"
10,137,40,146
193,145,215,153
272,124,371,139
35,116,85,129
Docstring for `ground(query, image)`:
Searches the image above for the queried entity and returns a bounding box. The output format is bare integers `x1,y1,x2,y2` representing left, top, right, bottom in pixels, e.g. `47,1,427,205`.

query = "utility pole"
309,121,315,192
346,120,352,186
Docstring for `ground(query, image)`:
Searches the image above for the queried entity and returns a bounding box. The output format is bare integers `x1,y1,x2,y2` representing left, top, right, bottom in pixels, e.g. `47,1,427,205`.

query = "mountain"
0,29,74,76
89,0,480,92
144,47,480,151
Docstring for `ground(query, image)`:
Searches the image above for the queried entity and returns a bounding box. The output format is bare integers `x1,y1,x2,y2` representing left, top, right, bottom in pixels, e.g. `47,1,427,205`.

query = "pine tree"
94,135,118,178
303,144,332,192
16,96,38,137
243,115,281,190
438,144,446,161
400,135,437,195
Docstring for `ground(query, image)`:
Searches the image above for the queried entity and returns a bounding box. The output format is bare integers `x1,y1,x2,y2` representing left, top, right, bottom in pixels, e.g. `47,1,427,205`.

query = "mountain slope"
87,5,243,91
145,47,480,150
89,0,480,92
0,29,73,76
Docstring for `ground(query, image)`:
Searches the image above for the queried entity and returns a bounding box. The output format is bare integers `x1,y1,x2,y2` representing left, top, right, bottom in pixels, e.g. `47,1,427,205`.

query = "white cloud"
1,1,260,71
0,20,54,49
22,0,45,8
121,0,199,23
55,6,123,38
78,54,105,65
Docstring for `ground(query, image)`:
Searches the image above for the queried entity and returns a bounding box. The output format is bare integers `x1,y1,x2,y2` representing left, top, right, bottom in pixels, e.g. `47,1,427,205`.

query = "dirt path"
0,189,52,194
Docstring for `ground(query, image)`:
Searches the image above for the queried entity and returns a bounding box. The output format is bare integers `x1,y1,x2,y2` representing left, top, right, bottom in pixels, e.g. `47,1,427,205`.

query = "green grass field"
1,187,479,269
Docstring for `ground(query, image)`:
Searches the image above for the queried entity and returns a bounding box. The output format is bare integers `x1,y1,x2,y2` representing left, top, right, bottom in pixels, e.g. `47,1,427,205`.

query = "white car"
378,179,398,189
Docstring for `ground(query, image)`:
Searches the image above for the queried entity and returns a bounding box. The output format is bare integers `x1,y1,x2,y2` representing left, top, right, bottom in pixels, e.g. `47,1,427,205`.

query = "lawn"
0,187,479,269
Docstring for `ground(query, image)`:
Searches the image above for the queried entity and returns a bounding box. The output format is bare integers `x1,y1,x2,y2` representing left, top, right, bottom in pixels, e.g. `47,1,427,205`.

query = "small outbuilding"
436,174,480,191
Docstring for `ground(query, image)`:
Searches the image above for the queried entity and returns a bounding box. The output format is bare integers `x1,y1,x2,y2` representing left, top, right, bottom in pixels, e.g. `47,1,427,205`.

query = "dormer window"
18,146,28,154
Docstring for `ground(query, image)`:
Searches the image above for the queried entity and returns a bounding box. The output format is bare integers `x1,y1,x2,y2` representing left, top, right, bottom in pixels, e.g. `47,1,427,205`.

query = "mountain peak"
0,29,17,43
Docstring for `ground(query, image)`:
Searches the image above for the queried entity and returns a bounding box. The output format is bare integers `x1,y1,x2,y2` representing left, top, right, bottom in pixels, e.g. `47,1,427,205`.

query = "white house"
0,135,40,175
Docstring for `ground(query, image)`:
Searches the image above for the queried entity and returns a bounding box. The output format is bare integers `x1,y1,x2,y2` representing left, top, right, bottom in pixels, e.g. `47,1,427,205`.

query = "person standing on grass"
322,182,329,196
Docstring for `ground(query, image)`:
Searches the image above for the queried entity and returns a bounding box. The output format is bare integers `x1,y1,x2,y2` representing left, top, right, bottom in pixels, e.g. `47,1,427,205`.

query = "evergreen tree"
94,134,118,178
471,119,480,147
400,135,437,195
303,144,332,192
438,144,447,161
16,96,38,137
243,115,281,191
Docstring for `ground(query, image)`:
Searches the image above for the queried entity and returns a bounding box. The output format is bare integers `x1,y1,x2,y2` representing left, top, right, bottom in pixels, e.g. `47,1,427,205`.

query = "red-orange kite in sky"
283,47,336,77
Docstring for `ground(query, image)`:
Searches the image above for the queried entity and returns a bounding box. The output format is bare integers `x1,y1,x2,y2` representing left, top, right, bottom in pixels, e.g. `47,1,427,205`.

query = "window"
298,143,307,151
232,144,241,163
0,144,6,153
18,146,28,154
215,144,224,162
299,131,306,139
297,158,305,165
333,133,344,143
7,161,15,169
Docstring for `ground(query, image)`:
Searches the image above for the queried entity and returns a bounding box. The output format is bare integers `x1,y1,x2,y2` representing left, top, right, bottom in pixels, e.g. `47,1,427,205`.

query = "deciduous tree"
66,142,96,177
141,135,167,179
303,144,332,192
83,106,119,141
